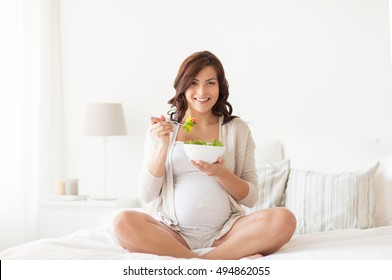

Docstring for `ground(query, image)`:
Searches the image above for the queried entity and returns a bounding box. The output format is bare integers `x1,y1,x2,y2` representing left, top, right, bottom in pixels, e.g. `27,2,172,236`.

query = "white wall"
57,0,392,201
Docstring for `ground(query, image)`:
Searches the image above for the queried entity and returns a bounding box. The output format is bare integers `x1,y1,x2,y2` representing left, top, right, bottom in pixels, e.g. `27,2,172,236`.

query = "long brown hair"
168,51,237,125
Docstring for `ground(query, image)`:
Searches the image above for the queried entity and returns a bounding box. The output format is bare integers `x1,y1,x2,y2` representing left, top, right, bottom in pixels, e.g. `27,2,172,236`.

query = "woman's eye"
207,81,216,85
191,81,198,86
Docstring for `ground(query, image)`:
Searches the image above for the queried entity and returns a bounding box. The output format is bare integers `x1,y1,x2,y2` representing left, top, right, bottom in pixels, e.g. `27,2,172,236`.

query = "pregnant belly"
174,173,232,228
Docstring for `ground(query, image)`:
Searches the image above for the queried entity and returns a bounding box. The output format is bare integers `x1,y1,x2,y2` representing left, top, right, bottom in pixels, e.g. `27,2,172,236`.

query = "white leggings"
178,225,221,250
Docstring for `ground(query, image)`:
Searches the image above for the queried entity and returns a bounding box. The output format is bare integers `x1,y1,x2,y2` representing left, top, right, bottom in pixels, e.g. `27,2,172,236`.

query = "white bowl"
183,143,225,164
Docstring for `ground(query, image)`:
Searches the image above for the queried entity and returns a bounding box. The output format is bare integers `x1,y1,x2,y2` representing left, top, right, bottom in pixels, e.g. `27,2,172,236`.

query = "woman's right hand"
150,115,174,145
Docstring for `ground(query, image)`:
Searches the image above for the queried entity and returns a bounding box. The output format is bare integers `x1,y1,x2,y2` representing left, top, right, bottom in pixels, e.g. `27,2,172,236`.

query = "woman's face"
184,65,219,116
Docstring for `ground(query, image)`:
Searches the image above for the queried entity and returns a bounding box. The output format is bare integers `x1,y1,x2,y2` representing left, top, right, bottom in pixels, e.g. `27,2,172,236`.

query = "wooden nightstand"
37,198,138,238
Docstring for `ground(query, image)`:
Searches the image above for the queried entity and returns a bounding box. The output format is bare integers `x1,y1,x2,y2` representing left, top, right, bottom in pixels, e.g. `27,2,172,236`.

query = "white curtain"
0,0,40,250
0,0,63,251
38,0,63,207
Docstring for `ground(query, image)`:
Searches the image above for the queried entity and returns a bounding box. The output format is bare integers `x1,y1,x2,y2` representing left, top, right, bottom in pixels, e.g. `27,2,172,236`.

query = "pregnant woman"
113,50,296,259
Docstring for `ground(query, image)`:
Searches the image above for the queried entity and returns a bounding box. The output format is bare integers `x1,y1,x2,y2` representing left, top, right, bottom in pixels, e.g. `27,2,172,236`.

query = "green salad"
184,139,224,147
182,116,224,146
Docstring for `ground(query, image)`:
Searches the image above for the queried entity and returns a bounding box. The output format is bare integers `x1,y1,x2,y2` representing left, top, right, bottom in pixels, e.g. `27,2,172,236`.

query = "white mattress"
1,213,392,260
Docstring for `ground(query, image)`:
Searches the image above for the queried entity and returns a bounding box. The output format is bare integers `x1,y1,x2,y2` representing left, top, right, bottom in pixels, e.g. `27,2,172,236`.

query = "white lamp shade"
84,103,128,136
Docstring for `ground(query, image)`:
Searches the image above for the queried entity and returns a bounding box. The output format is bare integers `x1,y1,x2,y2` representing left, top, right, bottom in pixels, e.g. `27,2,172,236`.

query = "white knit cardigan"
137,116,258,239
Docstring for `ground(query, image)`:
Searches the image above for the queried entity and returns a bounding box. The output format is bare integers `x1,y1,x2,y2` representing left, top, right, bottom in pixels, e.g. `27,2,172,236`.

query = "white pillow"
245,159,290,214
283,135,392,227
374,156,392,226
285,163,379,235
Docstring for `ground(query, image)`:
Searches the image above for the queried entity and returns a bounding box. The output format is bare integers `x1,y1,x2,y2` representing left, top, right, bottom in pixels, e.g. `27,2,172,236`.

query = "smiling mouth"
194,97,210,102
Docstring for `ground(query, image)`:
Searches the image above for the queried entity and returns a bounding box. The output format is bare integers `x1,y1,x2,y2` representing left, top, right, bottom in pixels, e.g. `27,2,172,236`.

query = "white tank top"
172,142,232,229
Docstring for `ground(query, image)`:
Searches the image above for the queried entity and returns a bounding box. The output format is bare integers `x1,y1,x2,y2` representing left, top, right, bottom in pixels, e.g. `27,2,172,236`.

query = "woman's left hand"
190,157,227,177
192,156,249,200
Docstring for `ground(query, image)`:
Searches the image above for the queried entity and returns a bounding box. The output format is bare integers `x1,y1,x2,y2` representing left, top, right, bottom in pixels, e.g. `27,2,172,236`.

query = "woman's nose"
197,84,206,94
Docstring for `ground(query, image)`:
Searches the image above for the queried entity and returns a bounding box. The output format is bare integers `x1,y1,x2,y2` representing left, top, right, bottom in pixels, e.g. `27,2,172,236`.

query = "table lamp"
84,103,128,200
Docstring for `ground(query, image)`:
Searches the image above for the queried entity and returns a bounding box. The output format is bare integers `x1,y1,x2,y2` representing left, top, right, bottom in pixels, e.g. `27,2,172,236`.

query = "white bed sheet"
1,216,392,260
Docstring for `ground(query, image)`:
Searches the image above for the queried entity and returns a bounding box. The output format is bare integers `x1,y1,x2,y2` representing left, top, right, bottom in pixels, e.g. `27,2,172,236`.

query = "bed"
1,135,392,260
1,209,392,260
